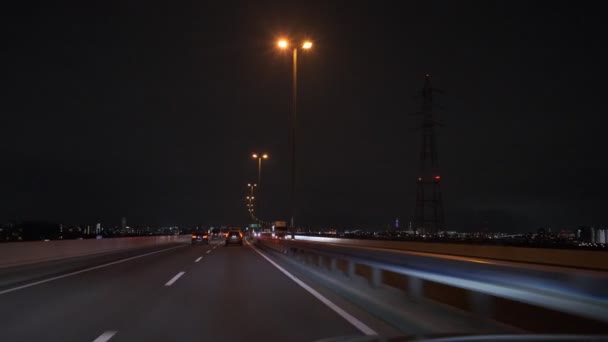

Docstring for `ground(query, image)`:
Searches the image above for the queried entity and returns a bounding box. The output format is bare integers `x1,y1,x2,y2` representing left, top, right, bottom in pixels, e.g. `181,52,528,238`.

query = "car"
191,231,209,245
225,230,243,246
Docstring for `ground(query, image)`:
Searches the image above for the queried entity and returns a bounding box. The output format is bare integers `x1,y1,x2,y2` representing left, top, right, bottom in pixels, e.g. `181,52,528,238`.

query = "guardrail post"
371,267,381,288
469,291,494,318
408,276,423,300
347,261,355,278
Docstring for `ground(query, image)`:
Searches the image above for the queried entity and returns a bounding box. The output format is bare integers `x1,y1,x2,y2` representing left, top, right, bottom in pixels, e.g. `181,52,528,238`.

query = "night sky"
2,1,607,232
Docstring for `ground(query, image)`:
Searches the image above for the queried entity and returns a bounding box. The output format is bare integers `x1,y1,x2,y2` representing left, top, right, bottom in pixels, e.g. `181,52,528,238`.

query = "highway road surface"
0,239,375,342
0,238,518,342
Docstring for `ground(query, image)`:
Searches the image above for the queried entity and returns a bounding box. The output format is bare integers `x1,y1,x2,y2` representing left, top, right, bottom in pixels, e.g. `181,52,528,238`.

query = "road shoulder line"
247,240,377,336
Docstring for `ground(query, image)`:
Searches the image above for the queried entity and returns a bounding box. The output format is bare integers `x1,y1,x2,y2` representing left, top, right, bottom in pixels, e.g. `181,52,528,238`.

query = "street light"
252,153,268,219
251,153,268,189
247,183,257,200
277,37,313,235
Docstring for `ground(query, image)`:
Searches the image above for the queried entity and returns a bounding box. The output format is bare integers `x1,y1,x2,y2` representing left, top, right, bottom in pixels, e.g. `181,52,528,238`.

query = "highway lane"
0,243,187,292
0,241,204,341
0,239,367,342
114,240,364,342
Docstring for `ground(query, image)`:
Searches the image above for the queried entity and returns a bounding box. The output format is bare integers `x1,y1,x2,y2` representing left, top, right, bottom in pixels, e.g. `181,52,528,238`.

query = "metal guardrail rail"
256,238,608,333
291,235,608,271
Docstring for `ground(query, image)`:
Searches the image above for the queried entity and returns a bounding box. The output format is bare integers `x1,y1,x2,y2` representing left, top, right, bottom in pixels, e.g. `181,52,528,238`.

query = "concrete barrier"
294,235,608,271
0,235,189,268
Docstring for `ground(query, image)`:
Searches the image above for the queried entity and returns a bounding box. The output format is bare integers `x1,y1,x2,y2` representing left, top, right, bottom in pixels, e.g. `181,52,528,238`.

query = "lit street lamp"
277,38,313,234
247,183,257,218
247,183,257,197
251,153,268,188
252,153,268,220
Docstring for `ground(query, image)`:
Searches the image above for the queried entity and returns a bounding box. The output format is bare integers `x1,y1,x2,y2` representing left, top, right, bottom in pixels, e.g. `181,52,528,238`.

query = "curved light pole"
277,38,312,235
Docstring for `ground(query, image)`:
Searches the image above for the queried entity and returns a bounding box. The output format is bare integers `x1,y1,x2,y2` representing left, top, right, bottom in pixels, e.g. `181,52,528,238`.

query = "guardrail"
292,235,608,271
0,235,189,268
256,237,608,333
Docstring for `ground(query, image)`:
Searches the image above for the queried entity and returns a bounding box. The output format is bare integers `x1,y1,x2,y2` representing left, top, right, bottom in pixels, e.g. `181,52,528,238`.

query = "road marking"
93,330,117,342
195,257,203,263
206,250,211,254
165,271,185,286
247,241,377,336
0,244,188,296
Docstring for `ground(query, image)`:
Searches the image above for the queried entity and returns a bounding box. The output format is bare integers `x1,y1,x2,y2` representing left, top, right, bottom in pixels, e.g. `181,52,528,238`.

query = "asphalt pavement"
0,239,366,342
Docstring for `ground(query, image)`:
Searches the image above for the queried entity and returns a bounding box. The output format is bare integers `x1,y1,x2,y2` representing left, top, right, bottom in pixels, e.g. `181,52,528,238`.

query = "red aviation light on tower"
414,75,445,233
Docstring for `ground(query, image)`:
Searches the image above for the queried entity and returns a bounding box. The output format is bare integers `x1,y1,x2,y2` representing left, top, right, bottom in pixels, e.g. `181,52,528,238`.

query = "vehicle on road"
274,220,288,238
191,230,209,245
210,227,222,240
225,230,243,246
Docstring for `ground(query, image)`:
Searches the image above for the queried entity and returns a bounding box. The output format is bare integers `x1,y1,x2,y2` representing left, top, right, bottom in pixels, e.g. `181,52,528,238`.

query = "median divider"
256,237,608,333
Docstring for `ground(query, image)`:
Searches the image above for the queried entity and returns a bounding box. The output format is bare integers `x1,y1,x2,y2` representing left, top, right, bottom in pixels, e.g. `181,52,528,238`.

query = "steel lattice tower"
414,74,444,233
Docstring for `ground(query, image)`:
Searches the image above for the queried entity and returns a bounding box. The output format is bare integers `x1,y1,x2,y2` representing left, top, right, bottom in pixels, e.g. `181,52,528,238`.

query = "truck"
273,221,288,238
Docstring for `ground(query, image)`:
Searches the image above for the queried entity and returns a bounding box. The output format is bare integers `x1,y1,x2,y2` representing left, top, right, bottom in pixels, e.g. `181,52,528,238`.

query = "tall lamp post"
251,153,268,188
277,38,312,236
247,183,257,222
247,183,257,198
246,196,255,210
251,153,268,220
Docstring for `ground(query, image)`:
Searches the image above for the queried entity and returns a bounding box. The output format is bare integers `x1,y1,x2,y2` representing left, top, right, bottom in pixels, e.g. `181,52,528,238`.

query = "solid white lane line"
195,257,203,263
0,244,188,296
247,241,377,336
206,250,211,254
93,330,117,342
165,271,186,286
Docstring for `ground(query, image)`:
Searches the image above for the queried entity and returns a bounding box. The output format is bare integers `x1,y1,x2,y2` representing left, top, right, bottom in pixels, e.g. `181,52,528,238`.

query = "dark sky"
1,1,607,231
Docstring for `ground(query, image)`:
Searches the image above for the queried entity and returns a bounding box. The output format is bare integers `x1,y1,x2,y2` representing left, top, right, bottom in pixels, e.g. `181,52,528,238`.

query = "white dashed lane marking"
93,331,117,342
165,272,185,286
